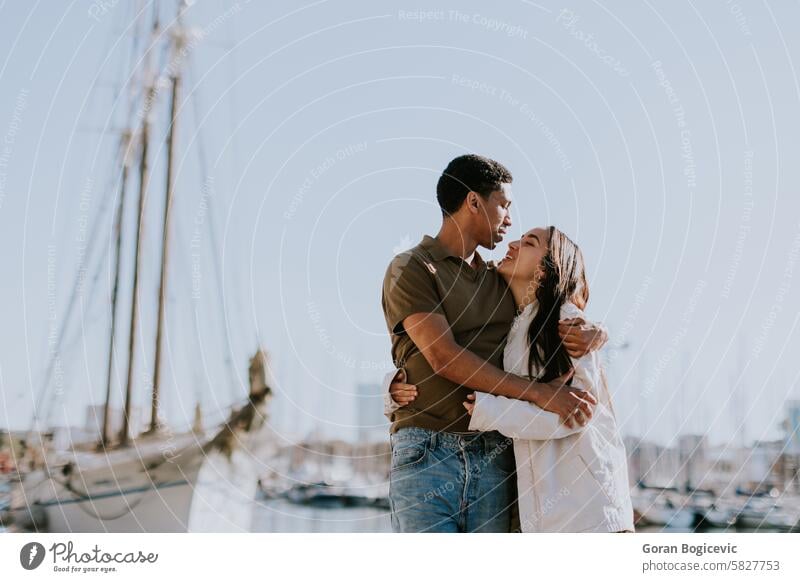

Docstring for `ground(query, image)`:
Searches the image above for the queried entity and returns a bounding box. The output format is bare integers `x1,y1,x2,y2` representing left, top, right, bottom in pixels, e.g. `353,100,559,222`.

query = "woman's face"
497,227,550,285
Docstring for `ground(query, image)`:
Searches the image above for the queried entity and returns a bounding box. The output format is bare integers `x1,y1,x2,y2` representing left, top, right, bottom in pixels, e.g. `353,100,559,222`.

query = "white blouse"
468,301,634,532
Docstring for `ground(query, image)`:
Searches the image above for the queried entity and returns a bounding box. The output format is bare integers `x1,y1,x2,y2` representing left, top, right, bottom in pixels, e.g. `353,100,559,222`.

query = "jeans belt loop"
428,431,437,451
484,433,501,456
482,434,488,457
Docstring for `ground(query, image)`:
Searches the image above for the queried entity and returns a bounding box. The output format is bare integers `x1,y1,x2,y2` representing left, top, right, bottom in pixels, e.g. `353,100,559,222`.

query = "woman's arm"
467,391,584,439
467,303,604,440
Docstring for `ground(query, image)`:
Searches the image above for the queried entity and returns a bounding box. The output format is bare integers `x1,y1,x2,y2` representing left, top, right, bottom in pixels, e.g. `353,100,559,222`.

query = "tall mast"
147,34,183,434
98,132,133,449
119,106,151,447
119,12,159,447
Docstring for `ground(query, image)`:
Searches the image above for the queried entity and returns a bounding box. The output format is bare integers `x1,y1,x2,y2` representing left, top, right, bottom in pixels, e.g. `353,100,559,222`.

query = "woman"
387,226,634,533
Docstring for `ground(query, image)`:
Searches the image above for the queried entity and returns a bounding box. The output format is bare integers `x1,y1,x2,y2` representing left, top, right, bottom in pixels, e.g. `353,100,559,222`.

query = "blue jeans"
389,427,517,532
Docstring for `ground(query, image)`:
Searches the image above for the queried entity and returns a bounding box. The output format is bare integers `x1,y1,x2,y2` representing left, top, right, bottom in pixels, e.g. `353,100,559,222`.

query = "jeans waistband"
392,426,512,453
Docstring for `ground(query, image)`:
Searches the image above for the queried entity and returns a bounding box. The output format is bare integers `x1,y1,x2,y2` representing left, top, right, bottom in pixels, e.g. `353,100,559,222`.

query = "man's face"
474,183,513,250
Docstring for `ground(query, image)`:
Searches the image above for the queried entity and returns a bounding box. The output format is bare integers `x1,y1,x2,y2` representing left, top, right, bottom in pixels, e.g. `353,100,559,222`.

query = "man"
381,154,606,532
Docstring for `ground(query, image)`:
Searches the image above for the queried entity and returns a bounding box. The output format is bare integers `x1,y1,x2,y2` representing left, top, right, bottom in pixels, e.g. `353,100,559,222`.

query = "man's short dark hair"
436,154,513,215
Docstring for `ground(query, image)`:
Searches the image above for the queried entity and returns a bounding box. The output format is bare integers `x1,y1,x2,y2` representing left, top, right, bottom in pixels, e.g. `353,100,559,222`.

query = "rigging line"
36,7,158,436
30,136,132,430
119,1,194,443
36,187,119,427
218,1,251,370
93,7,150,438
221,0,243,187
187,59,242,402
95,9,149,442
123,1,170,130
32,4,213,435
159,190,197,388
174,216,212,420
69,144,133,328
118,7,163,448
82,9,148,308
147,0,205,434
169,215,205,408
31,3,153,431
127,1,143,72
217,2,253,371
32,30,139,422
121,1,146,123
36,34,148,419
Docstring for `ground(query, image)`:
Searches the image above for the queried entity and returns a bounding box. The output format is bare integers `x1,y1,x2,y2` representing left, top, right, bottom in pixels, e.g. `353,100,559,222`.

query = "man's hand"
528,369,597,428
558,317,607,358
389,369,417,406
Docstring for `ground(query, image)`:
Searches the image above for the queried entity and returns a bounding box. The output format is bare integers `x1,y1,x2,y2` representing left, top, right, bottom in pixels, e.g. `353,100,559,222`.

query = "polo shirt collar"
420,235,487,268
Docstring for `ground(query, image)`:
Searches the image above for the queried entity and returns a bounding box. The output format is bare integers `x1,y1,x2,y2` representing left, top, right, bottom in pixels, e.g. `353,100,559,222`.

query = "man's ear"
465,191,481,214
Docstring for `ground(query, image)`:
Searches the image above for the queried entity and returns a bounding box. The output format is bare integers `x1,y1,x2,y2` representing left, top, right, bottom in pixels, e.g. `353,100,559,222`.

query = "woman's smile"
500,246,517,264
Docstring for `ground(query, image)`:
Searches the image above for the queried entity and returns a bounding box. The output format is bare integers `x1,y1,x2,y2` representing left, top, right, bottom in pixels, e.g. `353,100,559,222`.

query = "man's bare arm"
402,312,595,425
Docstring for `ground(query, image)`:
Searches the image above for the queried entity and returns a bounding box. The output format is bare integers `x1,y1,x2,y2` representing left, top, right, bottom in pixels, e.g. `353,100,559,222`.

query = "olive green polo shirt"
381,234,517,434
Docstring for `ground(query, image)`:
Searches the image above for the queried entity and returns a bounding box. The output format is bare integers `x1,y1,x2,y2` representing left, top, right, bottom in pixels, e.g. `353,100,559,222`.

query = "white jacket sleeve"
382,368,401,419
468,391,582,439
468,303,603,440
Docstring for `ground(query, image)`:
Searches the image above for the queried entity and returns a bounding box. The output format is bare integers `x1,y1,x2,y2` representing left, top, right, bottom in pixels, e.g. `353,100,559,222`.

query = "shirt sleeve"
382,252,444,335
382,368,401,418
559,303,603,396
467,303,602,440
561,302,609,353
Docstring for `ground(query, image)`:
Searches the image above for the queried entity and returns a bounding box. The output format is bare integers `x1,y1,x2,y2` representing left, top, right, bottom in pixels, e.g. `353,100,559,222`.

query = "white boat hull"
37,477,197,533
7,427,277,532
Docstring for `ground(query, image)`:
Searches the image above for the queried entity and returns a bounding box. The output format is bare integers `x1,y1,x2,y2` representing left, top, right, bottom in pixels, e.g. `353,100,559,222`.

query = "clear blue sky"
1,0,799,447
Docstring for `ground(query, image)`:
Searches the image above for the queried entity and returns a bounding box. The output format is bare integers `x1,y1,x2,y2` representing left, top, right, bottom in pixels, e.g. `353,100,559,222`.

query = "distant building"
701,439,798,496
624,436,682,488
786,400,800,454
678,434,708,489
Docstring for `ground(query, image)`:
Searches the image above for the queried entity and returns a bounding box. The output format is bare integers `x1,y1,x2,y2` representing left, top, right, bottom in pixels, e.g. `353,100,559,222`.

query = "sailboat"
3,350,273,533
1,1,273,533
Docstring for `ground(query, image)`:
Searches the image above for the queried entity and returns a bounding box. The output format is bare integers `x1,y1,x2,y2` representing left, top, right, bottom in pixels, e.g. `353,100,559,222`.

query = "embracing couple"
380,154,634,533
